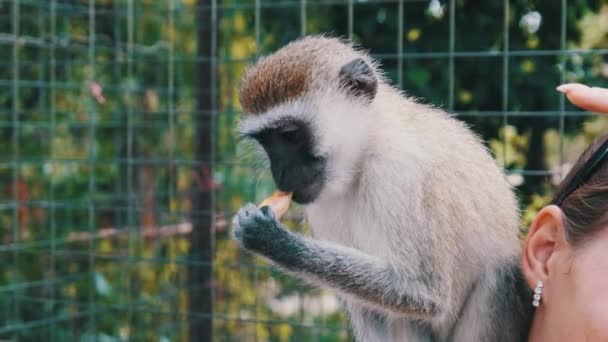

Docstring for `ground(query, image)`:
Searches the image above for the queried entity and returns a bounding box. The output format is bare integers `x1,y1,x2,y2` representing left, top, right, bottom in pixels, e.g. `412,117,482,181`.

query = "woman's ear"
521,205,568,290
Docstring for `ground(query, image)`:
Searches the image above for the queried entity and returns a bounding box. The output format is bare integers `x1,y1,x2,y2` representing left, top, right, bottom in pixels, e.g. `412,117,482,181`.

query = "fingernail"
556,83,589,94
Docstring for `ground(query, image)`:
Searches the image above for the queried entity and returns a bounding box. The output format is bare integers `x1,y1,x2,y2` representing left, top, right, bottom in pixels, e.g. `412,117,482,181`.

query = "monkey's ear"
339,58,377,103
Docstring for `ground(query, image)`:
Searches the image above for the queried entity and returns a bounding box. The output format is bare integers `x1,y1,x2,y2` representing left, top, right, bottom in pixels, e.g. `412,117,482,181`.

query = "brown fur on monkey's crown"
258,191,293,220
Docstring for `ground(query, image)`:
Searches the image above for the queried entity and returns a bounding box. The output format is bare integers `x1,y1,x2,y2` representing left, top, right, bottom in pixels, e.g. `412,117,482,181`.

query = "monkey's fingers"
258,191,293,220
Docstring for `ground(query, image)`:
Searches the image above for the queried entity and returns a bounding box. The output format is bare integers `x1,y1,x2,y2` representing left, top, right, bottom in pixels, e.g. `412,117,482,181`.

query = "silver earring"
532,280,543,307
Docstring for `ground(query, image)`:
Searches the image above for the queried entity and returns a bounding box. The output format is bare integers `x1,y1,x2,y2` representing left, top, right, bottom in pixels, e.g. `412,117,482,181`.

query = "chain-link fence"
0,0,607,341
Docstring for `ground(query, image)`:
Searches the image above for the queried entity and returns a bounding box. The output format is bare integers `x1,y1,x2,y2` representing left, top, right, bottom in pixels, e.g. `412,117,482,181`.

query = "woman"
523,83,608,341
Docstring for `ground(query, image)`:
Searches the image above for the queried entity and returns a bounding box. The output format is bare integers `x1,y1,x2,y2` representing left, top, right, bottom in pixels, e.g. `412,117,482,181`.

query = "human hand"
557,83,608,113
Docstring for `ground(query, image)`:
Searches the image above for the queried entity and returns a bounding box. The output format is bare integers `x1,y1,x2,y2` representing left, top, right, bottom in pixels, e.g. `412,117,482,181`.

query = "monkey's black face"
250,119,326,204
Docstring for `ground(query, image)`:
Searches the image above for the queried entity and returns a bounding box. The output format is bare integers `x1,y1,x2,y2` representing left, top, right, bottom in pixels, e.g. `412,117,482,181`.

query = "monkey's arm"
232,204,441,317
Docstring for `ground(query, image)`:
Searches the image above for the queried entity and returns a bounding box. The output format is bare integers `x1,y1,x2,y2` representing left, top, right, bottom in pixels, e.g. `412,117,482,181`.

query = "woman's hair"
551,134,608,247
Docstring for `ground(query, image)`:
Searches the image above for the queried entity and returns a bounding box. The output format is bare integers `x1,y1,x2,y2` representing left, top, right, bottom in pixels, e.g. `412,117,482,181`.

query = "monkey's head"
238,36,382,204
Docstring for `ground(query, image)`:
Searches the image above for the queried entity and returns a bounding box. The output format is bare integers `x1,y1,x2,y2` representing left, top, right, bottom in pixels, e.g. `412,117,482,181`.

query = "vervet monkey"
232,36,533,341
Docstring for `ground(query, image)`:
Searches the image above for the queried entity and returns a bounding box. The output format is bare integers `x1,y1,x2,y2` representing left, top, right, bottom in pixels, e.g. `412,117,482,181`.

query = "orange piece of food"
258,191,293,219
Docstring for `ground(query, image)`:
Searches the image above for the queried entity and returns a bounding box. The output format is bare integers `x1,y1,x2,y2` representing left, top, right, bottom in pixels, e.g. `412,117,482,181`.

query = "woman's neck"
527,309,547,342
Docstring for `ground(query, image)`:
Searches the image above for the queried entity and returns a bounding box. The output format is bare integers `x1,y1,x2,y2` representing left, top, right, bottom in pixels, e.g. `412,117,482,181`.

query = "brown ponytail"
551,134,608,247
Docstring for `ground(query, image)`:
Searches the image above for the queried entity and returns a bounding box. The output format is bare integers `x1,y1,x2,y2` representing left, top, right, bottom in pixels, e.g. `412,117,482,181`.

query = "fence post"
190,0,217,341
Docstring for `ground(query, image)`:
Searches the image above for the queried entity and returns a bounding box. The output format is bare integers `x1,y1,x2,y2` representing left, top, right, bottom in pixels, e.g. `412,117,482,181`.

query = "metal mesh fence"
0,0,607,341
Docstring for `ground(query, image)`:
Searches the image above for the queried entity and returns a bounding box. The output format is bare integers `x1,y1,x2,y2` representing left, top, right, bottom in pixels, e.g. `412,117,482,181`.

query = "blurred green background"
0,0,607,341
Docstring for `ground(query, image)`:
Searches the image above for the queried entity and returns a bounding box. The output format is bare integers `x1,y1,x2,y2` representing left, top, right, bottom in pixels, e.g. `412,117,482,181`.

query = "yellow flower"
407,28,421,42
521,59,535,74
458,90,473,104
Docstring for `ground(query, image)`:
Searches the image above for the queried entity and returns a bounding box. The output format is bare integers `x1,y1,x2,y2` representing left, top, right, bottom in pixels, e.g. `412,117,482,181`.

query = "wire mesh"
0,0,607,341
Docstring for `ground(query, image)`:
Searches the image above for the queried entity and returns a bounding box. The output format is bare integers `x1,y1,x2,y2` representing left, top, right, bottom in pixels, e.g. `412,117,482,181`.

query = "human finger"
557,83,608,113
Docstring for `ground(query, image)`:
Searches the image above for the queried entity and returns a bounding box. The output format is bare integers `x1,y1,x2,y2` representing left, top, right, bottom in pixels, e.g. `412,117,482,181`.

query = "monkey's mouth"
274,167,325,205
272,157,326,205
290,176,325,204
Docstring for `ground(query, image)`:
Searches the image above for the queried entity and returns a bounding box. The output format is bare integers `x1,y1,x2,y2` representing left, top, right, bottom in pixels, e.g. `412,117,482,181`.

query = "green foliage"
0,0,607,341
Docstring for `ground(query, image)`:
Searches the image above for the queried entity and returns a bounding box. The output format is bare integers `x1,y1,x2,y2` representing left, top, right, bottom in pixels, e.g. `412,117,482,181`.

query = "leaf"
95,272,113,297
406,68,431,90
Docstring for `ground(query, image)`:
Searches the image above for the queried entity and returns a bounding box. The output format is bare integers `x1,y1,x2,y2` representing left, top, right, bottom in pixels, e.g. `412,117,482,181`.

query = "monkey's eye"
278,124,302,144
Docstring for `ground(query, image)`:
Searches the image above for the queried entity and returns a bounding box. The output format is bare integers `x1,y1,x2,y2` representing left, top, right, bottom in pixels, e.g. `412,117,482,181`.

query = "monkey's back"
306,90,525,340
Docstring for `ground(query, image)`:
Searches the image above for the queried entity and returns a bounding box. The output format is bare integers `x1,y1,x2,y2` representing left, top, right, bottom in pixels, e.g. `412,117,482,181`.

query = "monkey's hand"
232,204,440,318
232,203,302,264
